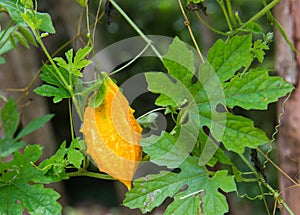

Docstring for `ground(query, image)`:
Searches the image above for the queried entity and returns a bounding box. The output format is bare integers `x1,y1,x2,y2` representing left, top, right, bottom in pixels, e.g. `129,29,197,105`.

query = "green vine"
0,0,298,214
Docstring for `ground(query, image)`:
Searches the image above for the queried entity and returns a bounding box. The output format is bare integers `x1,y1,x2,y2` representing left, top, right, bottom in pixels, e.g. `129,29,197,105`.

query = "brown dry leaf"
80,77,142,189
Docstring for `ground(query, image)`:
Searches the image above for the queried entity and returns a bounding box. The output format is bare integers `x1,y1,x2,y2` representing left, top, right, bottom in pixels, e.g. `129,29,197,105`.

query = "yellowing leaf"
80,77,142,189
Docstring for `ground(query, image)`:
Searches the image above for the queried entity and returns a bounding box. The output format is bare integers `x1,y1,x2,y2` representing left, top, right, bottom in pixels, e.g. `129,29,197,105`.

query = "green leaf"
20,0,33,9
141,132,182,167
53,57,68,70
76,0,87,7
219,113,269,154
65,49,74,66
67,138,85,168
187,0,204,4
0,26,17,55
244,22,263,34
90,80,106,108
163,37,195,82
0,138,26,158
0,98,27,157
34,84,71,103
18,25,37,46
39,64,68,88
13,30,29,48
67,150,84,169
15,114,54,140
252,39,270,63
223,68,294,110
207,34,253,82
201,170,236,215
9,33,17,48
74,46,92,63
53,46,91,78
1,97,19,138
137,35,294,214
124,133,236,214
38,141,69,183
0,0,55,33
0,145,62,215
137,112,159,130
146,72,191,109
75,59,91,70
36,11,56,34
38,139,85,182
146,36,291,156
164,195,200,215
35,64,74,102
21,10,42,31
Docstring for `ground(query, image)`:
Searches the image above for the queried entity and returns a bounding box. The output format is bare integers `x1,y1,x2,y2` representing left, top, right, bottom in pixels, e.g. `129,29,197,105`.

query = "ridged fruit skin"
80,77,142,189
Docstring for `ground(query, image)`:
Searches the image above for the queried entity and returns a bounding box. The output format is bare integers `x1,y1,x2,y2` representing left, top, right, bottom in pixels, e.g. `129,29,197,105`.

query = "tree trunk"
275,1,300,214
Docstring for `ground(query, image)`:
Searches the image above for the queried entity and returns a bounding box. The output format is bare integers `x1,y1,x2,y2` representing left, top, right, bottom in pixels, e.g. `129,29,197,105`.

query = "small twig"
109,41,151,76
67,169,114,180
177,0,205,63
109,0,162,60
256,147,298,186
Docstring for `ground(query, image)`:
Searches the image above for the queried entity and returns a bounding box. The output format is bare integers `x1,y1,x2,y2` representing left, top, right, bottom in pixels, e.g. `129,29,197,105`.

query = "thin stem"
68,98,75,140
258,182,271,215
256,148,298,185
85,2,92,45
109,41,151,76
241,178,259,183
239,154,260,177
67,169,115,180
92,0,103,46
137,107,166,121
239,153,295,214
13,8,105,102
226,0,237,27
34,33,70,91
217,0,233,31
0,21,13,49
282,201,296,215
240,0,281,30
261,0,297,54
178,0,205,63
33,30,85,122
195,12,229,36
109,0,162,60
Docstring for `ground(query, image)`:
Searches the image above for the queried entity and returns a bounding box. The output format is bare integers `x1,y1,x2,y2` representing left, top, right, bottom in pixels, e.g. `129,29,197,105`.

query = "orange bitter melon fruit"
80,76,142,190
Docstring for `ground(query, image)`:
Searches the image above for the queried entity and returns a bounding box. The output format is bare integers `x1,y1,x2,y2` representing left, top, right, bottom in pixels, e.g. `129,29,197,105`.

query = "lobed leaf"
0,0,55,33
134,36,294,214
220,113,270,153
125,136,236,214
0,138,26,158
15,114,54,140
223,68,294,110
53,46,92,78
39,64,70,88
1,97,20,138
207,34,252,82
34,84,71,103
164,195,200,215
252,39,270,63
0,145,62,215
67,138,85,169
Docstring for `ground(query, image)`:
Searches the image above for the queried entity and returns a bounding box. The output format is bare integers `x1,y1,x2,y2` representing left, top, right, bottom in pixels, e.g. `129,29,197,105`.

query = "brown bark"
275,1,300,214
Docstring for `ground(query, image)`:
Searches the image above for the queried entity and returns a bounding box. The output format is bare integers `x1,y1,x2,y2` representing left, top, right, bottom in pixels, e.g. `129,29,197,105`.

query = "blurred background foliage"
34,0,279,214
